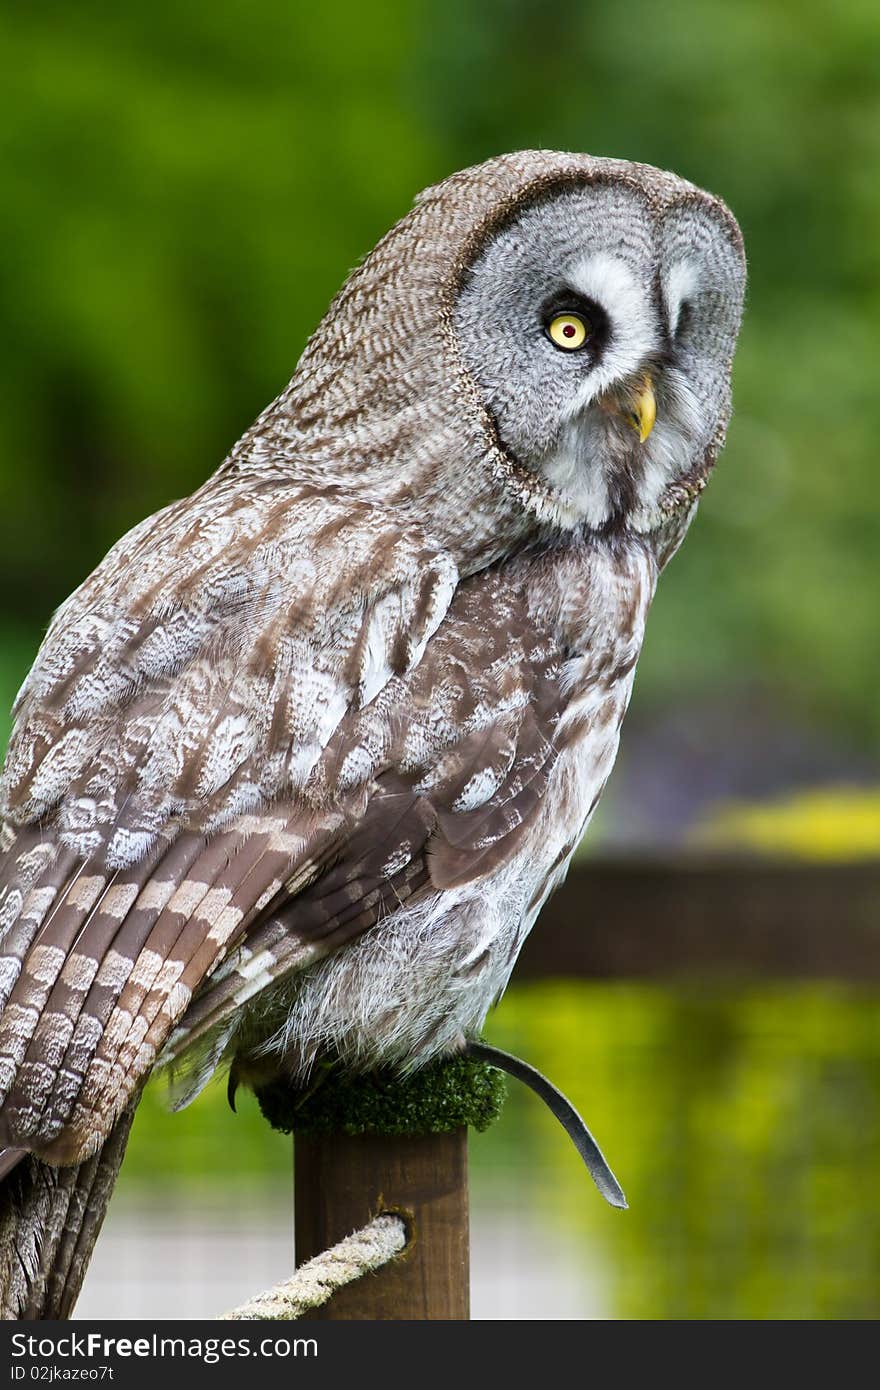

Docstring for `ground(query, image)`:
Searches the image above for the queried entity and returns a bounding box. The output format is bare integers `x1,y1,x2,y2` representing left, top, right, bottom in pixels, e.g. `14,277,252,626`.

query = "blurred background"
1,0,878,1320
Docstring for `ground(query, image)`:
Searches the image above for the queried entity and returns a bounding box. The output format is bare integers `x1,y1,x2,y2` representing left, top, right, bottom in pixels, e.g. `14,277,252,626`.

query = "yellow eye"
547,313,590,350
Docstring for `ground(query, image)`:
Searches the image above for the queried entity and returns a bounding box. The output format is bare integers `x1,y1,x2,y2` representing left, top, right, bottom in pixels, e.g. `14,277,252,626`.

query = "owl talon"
465,1039,628,1209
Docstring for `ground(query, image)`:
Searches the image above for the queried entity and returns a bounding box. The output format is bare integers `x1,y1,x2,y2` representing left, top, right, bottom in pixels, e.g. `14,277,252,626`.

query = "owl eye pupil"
546,311,591,351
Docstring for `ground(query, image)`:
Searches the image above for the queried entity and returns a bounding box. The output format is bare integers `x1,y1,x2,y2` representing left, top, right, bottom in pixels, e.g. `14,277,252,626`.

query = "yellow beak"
621,375,656,443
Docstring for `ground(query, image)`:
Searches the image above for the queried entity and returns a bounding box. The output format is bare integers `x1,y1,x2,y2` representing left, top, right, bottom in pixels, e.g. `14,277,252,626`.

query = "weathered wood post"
294,1129,469,1319
255,1056,506,1321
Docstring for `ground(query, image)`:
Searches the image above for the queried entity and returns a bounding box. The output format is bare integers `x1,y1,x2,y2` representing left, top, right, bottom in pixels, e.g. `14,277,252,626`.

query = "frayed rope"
219,1212,407,1321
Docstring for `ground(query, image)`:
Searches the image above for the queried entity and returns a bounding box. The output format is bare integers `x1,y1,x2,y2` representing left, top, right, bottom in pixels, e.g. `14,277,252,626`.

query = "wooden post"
293,1128,469,1320
254,1054,501,1320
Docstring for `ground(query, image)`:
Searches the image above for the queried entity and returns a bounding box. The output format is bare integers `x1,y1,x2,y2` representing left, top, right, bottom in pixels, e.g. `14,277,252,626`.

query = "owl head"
244,152,745,558
453,167,745,534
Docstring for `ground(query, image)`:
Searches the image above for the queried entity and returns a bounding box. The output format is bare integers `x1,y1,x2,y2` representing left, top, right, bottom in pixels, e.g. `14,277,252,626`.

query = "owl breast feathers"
0,151,745,1170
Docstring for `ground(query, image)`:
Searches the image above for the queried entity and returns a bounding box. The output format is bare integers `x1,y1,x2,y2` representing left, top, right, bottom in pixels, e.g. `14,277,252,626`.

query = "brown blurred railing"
515,856,880,982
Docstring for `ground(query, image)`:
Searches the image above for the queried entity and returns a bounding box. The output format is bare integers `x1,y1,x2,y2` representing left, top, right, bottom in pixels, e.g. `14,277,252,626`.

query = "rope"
219,1213,408,1321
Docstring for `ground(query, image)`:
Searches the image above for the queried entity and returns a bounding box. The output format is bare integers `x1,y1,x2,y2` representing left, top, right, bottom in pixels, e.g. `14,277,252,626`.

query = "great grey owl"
0,150,745,1318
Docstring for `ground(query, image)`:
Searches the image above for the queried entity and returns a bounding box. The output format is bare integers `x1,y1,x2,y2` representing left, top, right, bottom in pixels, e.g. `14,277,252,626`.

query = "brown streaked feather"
161,669,569,1068
39,1103,136,1320
0,811,340,1162
0,835,76,1012
0,832,200,1141
0,1101,136,1320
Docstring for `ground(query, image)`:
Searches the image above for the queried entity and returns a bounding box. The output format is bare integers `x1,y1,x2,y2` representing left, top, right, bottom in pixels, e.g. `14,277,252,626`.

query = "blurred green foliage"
1,0,879,744
487,982,880,1319
128,981,880,1319
698,786,880,859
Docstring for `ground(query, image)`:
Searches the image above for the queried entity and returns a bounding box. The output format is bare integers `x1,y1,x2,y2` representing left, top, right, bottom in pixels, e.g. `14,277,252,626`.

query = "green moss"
255,1056,506,1136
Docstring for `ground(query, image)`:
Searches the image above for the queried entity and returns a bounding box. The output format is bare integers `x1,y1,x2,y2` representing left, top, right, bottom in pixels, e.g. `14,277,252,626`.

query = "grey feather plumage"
0,150,745,1317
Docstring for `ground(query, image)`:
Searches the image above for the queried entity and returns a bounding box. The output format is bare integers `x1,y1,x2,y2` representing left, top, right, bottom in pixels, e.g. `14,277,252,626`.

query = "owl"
0,151,744,1318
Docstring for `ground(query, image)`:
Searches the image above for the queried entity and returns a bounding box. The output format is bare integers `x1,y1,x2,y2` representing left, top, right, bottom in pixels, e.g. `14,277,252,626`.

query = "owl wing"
0,477,460,1161
1,478,458,844
164,565,585,1072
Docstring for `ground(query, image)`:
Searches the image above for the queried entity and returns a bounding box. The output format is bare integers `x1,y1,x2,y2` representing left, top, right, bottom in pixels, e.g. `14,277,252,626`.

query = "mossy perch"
264,1055,504,1318
256,1054,506,1137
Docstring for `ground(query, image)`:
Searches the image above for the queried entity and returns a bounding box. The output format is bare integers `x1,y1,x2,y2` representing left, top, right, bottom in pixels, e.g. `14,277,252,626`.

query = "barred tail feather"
0,1100,135,1320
